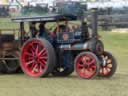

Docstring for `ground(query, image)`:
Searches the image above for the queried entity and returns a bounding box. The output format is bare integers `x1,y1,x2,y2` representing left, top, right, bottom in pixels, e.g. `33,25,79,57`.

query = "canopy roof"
12,14,77,22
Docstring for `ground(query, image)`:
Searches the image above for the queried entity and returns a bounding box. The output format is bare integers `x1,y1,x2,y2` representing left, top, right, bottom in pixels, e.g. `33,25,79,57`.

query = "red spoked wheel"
74,52,99,79
99,51,117,78
20,38,56,77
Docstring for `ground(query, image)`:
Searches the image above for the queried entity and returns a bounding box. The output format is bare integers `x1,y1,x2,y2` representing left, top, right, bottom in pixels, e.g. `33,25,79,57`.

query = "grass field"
0,18,128,96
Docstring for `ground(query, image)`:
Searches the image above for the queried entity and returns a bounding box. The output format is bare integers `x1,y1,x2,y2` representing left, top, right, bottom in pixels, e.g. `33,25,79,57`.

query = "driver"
29,22,37,38
53,21,70,35
39,22,55,43
38,22,47,37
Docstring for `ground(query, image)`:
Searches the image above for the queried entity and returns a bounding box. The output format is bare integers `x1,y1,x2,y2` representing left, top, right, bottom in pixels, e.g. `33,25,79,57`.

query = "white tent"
0,0,9,5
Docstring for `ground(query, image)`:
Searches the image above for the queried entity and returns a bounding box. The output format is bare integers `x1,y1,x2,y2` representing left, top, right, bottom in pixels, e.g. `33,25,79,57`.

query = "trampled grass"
0,18,128,96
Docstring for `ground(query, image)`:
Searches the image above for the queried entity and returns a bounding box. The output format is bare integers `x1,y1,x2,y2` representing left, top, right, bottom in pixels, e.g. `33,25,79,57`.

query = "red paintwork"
75,53,97,79
21,39,48,77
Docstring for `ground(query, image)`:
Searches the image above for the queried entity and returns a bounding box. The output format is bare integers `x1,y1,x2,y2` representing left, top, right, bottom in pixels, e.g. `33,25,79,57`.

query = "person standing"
38,22,47,37
29,22,37,38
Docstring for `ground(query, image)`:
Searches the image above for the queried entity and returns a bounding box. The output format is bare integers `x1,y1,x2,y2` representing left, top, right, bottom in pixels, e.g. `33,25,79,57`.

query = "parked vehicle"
0,29,20,73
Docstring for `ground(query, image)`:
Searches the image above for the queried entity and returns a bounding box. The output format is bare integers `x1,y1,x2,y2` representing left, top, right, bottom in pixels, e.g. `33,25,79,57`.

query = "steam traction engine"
12,10,117,79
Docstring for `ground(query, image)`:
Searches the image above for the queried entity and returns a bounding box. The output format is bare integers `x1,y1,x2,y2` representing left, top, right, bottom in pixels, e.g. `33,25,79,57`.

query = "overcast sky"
88,1,128,8
5,0,128,8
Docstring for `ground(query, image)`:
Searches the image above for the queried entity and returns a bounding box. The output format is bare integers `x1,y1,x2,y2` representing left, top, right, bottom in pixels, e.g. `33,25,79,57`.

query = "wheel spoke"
80,68,85,74
26,60,35,65
107,63,112,68
89,68,95,75
107,59,112,64
100,69,102,74
77,63,84,68
41,50,47,56
84,68,93,78
102,68,105,75
39,65,43,72
39,56,47,60
106,67,110,74
27,57,33,60
25,52,33,57
30,47,35,55
29,63,36,70
88,59,95,65
32,64,38,73
81,56,90,64
31,44,36,51
101,68,104,75
36,44,39,55
38,60,46,67
104,56,108,60
103,68,107,75
83,68,87,75
103,68,108,75
91,65,96,69
106,67,111,72
107,66,112,69
38,48,46,56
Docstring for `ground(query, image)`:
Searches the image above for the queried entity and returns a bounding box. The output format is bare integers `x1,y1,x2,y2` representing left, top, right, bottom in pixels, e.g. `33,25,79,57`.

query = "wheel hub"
75,52,99,79
84,64,88,68
33,56,37,60
102,57,107,67
21,39,49,77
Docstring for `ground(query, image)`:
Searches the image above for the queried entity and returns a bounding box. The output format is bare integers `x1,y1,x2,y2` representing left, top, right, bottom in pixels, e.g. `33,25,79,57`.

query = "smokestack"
91,8,98,37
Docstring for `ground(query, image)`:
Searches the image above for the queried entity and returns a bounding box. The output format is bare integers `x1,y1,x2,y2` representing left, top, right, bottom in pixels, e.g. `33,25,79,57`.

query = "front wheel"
74,52,100,79
99,51,117,78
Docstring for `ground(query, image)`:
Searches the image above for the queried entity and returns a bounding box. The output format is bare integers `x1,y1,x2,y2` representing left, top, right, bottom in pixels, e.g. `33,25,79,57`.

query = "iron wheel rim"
21,39,48,77
75,53,98,79
99,52,114,76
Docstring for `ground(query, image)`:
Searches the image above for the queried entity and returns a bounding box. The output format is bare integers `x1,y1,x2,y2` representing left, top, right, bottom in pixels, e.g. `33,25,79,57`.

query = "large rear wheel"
20,38,56,77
